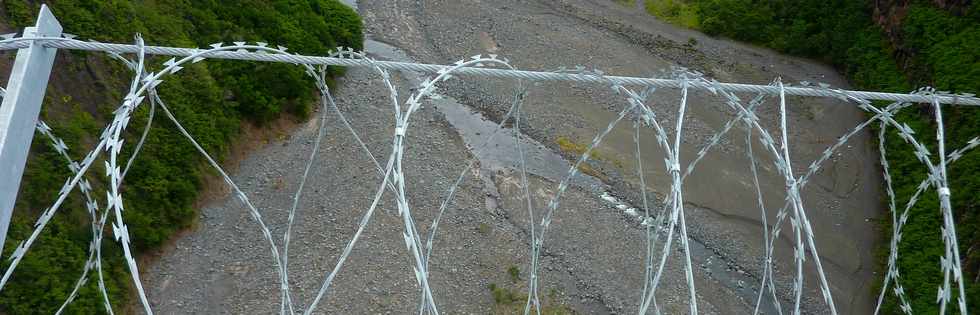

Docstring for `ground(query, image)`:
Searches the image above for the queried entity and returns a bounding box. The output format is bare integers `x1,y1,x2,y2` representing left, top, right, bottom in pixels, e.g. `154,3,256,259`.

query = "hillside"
0,1,361,313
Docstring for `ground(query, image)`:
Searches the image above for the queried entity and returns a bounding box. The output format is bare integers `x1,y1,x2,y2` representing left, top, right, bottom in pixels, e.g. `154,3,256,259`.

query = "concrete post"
0,5,62,255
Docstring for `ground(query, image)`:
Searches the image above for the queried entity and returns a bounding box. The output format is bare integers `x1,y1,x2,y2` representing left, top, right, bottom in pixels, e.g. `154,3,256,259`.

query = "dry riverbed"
142,0,882,313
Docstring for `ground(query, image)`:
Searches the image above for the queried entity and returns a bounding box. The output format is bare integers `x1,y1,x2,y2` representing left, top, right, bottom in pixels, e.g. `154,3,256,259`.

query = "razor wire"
0,33,974,315
35,120,114,315
37,49,160,312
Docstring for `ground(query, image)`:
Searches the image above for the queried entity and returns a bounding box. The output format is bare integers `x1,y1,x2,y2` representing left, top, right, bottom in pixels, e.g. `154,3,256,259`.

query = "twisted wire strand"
1,37,978,105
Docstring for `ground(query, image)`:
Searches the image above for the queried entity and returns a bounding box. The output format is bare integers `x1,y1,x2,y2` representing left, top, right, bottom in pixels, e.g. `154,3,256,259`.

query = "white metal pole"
0,4,62,255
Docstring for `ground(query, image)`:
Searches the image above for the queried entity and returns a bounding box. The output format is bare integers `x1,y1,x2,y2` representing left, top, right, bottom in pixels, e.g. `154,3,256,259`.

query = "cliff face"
872,0,912,69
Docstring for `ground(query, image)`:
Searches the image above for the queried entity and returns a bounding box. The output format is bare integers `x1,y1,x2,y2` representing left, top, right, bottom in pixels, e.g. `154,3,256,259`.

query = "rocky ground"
142,0,883,314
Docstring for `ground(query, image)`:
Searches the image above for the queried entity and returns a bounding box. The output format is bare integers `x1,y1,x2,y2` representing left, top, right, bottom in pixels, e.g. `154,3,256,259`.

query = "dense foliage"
645,0,979,313
0,1,361,313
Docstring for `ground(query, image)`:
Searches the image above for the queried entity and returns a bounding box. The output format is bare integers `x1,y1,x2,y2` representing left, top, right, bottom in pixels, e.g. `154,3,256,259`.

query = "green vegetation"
644,0,699,29
557,136,602,179
1,1,361,313
488,282,522,305
556,135,625,180
644,0,979,313
478,222,492,234
508,265,522,283
487,268,575,315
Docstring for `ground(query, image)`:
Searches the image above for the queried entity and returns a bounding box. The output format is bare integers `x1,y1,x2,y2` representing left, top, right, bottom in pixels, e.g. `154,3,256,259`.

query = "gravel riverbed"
142,1,882,313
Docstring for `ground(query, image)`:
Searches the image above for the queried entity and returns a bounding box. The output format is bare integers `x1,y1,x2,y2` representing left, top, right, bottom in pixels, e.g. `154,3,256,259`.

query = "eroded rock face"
872,0,910,46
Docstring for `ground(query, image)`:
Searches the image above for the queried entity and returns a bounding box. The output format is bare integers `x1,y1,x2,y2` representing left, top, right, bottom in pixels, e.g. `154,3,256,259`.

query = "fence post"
0,5,62,255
